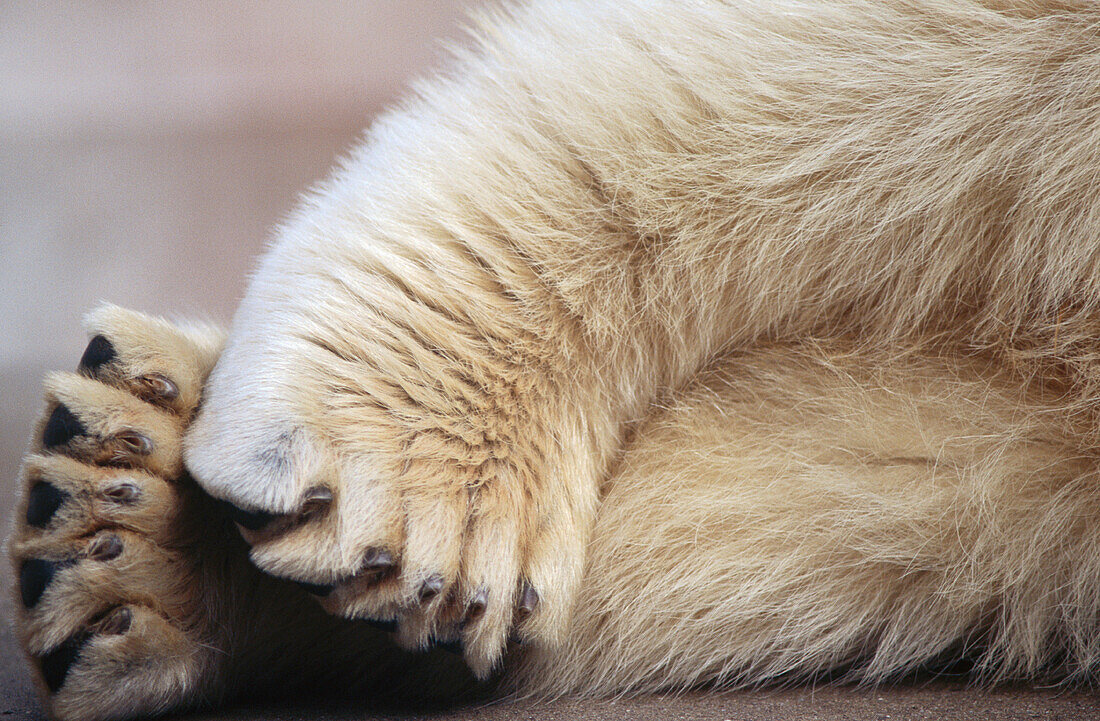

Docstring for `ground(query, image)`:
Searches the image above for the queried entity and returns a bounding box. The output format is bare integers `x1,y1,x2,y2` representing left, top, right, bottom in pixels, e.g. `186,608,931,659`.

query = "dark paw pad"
42,404,86,449
39,633,90,693
25,481,68,528
78,335,116,374
20,559,58,609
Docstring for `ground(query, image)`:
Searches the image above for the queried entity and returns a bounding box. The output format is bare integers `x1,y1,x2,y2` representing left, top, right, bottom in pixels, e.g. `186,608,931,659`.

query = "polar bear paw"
9,307,234,721
183,298,589,679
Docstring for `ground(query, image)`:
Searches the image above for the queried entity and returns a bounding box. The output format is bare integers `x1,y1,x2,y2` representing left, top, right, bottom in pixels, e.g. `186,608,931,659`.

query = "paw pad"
42,405,86,449
25,482,67,528
77,335,116,374
39,633,89,693
20,559,59,609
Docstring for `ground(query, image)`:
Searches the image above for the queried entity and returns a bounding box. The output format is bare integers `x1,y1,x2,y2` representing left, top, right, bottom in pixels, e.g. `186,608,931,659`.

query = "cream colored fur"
14,0,1100,718
524,343,1100,692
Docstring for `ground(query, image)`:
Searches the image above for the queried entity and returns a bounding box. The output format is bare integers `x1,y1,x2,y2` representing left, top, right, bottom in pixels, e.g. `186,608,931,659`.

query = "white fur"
176,0,1100,693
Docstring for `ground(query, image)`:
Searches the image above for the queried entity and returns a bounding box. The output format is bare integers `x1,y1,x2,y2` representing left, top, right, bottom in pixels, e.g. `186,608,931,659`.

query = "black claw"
93,607,133,636
42,404,86,449
464,589,489,624
26,481,68,528
86,534,124,562
137,374,179,402
292,580,335,597
517,584,539,620
102,482,141,504
418,574,445,604
298,486,333,523
365,618,398,633
361,548,396,571
114,431,153,456
20,559,57,608
219,500,276,531
78,335,116,374
39,632,90,693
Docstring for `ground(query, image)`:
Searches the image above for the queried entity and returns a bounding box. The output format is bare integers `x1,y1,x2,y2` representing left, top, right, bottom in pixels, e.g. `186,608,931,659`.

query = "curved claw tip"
86,534,124,562
102,482,141,504
517,584,539,619
298,486,333,522
464,588,489,624
139,374,179,402
94,607,133,636
361,547,395,570
114,431,153,456
418,574,445,604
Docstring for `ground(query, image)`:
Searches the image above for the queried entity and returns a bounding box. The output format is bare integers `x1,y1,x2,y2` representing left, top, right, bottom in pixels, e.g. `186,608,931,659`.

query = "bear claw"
417,574,445,604
86,534,124,563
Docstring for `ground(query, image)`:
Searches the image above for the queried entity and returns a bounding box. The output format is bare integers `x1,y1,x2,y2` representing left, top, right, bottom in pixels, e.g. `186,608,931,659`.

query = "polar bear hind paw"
9,306,231,721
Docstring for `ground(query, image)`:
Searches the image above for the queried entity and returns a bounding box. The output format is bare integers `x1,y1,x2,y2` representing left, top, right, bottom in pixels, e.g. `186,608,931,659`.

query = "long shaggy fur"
523,343,1100,693
190,0,1100,688
16,0,1100,718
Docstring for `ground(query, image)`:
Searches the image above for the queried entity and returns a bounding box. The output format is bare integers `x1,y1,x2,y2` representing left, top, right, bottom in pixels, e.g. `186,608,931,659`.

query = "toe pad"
25,482,67,528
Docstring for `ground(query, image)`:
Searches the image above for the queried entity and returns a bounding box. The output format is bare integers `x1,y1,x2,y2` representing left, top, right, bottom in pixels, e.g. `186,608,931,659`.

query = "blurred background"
0,1,470,709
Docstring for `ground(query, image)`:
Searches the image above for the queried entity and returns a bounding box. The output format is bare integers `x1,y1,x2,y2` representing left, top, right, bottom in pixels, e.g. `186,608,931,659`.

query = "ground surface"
2,593,1100,721
4,625,1100,721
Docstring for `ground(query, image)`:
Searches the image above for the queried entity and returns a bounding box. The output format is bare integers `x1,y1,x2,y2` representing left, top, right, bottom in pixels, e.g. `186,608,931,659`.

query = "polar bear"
14,0,1100,719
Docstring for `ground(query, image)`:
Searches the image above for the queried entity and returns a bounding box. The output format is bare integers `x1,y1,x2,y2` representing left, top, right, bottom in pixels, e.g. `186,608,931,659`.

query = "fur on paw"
185,308,596,679
9,306,229,721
